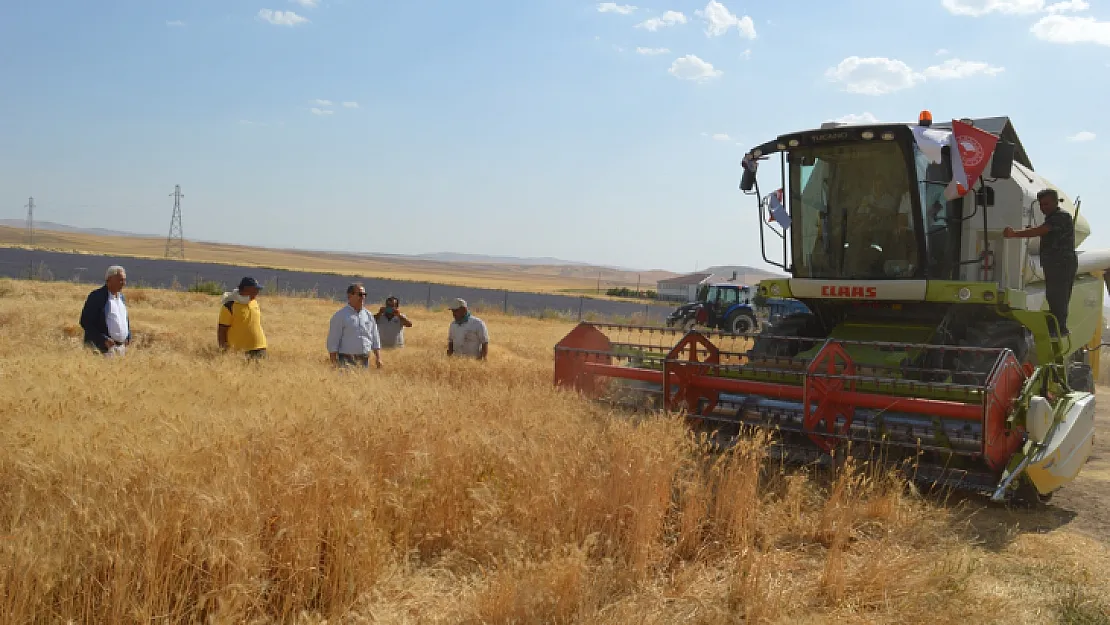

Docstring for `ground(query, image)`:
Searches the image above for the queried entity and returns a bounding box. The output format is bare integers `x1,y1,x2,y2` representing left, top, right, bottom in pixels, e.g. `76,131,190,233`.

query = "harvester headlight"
983,290,995,302
861,131,875,140
770,284,781,296
788,139,800,147
777,143,787,150
881,132,895,140
958,287,972,301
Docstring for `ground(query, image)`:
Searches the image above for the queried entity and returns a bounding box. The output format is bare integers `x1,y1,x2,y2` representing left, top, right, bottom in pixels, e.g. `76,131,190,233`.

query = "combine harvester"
555,112,1107,505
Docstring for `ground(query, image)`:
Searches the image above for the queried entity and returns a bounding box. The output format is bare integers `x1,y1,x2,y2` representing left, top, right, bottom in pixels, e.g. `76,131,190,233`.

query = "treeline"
605,287,658,299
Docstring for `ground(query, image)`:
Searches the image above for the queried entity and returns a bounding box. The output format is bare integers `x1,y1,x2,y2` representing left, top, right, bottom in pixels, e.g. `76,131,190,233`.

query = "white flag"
766,188,790,229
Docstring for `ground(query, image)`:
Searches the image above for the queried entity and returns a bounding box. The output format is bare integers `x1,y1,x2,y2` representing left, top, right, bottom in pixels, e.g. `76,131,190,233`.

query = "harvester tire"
728,312,756,335
1011,477,1053,508
747,313,823,360
953,321,1033,385
1067,362,1095,393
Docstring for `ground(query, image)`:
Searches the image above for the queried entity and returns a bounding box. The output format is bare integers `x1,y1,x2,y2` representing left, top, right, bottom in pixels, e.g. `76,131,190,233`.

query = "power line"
165,185,185,260
25,197,34,246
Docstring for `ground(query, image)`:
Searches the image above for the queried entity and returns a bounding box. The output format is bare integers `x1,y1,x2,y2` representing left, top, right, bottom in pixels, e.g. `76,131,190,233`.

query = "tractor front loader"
555,113,1106,505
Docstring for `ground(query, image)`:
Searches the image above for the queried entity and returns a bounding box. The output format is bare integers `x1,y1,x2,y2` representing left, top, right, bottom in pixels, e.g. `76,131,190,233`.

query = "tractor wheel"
728,312,756,335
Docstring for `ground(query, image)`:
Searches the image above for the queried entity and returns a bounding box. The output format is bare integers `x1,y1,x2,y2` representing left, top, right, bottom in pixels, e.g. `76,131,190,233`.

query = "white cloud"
824,56,923,95
741,48,752,60
1067,130,1096,141
669,54,722,82
936,48,949,55
941,0,1045,16
825,56,1003,95
312,99,333,106
597,2,637,14
922,58,1005,79
636,10,687,31
1046,0,1090,12
942,0,1088,15
712,133,732,141
830,112,881,124
166,20,186,27
342,101,359,108
310,108,333,116
291,0,320,7
258,9,309,26
1031,14,1110,45
695,1,756,38
636,47,671,55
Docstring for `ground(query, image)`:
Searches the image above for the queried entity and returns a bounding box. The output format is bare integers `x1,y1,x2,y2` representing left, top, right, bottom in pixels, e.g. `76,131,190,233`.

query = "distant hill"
1,219,671,274
411,252,591,267
703,265,787,282
0,219,147,238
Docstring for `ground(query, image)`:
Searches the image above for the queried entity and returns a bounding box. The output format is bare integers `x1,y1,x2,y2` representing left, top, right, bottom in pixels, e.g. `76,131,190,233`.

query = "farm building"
656,272,720,302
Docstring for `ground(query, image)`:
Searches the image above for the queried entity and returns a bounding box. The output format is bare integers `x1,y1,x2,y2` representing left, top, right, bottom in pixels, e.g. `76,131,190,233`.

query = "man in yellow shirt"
218,276,268,359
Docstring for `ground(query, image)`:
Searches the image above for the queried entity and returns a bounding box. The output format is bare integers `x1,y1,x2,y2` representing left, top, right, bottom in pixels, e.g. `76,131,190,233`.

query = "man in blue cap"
218,276,268,359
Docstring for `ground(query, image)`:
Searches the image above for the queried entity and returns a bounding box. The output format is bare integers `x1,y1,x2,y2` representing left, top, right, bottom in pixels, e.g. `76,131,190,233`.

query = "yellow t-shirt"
218,299,267,351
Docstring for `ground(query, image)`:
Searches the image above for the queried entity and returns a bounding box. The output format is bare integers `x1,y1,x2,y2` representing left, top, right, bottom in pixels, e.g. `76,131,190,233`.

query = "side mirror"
990,141,1015,179
740,168,757,192
941,145,954,181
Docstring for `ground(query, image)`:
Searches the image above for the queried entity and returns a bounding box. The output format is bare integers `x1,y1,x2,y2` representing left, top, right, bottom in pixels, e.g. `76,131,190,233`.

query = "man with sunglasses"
327,282,383,369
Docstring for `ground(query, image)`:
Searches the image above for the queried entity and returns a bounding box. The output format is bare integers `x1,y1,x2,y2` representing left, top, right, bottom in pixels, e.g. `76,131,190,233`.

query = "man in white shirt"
447,298,489,360
327,283,383,369
79,265,131,357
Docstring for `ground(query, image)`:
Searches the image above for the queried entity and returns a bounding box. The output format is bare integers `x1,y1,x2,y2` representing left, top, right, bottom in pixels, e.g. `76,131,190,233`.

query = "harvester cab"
555,112,1107,505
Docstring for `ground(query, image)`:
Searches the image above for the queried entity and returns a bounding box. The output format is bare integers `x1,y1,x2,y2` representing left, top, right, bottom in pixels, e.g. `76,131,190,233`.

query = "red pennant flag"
951,119,1000,190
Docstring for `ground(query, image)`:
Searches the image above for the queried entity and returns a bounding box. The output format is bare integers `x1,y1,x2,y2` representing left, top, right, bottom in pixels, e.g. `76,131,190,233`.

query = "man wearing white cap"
447,298,489,360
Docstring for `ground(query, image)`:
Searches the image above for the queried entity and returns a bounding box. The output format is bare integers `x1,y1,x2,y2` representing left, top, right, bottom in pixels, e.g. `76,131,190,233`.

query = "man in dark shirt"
1003,188,1078,338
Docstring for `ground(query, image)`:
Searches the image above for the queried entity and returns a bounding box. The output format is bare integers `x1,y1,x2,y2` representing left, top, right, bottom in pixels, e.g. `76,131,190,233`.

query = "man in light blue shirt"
327,283,383,369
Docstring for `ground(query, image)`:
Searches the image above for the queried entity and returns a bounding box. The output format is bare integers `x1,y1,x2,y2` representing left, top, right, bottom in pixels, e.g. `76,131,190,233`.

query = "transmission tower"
24,197,34,246
165,185,185,260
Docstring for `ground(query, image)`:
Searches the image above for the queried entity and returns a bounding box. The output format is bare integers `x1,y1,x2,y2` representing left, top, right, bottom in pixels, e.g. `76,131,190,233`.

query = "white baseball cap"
449,298,468,310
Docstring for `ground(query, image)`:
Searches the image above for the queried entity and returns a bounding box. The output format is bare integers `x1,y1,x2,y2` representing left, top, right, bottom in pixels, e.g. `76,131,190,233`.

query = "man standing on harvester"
1004,188,1078,338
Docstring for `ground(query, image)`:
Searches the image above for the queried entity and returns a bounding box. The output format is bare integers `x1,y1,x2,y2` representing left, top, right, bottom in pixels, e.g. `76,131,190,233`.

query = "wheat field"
0,278,1107,624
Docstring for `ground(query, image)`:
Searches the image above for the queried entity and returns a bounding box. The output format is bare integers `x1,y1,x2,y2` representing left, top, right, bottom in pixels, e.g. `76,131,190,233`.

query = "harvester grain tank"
554,113,1106,504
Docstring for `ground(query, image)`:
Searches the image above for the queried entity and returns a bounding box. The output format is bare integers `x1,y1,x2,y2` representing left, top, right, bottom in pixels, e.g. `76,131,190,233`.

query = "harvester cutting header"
555,111,1107,505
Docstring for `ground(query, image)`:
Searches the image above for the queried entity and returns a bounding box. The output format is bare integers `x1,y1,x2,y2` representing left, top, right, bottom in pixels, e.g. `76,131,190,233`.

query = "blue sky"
1,0,1108,273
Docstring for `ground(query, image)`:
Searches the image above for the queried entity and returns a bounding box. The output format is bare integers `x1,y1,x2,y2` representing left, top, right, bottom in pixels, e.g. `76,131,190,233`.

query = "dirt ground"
957,385,1110,547
1043,390,1110,541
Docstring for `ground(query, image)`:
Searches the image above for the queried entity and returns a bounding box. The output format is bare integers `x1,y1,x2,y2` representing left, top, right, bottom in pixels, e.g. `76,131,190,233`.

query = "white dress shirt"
327,305,381,355
106,292,129,343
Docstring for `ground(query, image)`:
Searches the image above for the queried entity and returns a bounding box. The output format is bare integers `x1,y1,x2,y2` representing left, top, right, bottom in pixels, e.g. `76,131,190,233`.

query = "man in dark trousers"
79,265,132,355
1004,188,1078,338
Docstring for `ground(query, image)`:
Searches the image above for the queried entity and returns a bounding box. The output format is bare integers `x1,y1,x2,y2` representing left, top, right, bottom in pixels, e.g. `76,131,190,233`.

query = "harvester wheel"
1010,477,1053,508
954,322,1033,384
1067,362,1094,393
747,313,823,360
